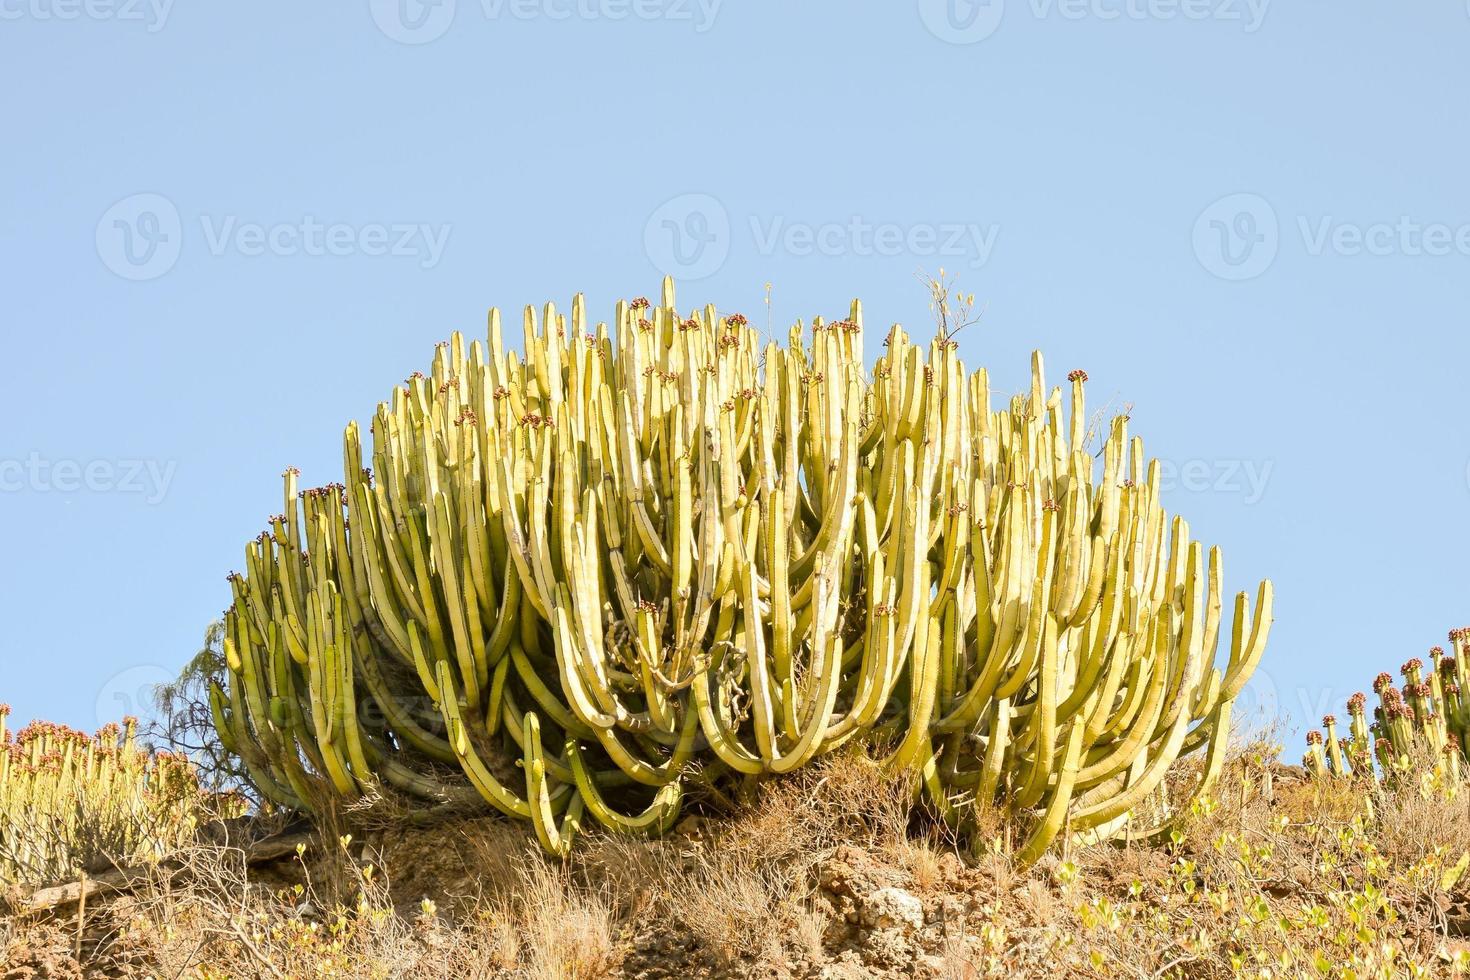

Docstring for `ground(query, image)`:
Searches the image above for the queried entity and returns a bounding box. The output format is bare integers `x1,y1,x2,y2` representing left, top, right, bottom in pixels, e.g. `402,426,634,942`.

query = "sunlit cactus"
1310,630,1470,785
0,707,223,886
1303,729,1328,778
214,279,1274,861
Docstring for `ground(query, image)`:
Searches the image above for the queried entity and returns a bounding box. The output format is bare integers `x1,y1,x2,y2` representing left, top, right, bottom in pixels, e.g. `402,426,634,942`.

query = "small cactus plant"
1306,629,1470,784
0,707,224,886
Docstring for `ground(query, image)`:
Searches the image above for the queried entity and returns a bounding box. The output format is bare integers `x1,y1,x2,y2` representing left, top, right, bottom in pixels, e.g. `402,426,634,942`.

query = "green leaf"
1440,850,1469,892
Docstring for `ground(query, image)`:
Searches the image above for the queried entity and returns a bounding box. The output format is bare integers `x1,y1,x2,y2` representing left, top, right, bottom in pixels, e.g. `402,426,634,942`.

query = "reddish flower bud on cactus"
1306,730,1324,745
1067,369,1088,383
1347,692,1367,712
1322,714,1337,727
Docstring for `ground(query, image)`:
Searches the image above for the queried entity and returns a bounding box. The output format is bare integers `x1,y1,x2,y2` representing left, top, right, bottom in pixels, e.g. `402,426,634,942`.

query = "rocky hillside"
5,748,1470,979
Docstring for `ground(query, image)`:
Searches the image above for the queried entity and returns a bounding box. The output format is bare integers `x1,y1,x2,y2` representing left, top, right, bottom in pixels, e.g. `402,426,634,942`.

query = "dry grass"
6,745,1470,978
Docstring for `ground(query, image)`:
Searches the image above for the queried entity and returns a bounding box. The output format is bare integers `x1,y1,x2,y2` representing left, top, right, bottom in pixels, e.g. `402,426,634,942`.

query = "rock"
819,953,871,980
818,854,859,897
917,953,949,976
860,886,924,933
934,895,965,925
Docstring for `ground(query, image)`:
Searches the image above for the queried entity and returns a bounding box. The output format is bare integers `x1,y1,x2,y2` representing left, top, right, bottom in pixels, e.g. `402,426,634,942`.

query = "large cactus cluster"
0,707,209,886
214,280,1273,860
1306,628,1470,784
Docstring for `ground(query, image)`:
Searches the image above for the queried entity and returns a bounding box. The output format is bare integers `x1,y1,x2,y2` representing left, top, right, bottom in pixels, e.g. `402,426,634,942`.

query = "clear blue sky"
2,3,1467,741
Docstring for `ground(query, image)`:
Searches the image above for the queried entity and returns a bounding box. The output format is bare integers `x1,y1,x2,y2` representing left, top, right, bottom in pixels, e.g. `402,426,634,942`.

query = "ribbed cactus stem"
215,280,1274,862
1,711,232,886
1316,640,1470,786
